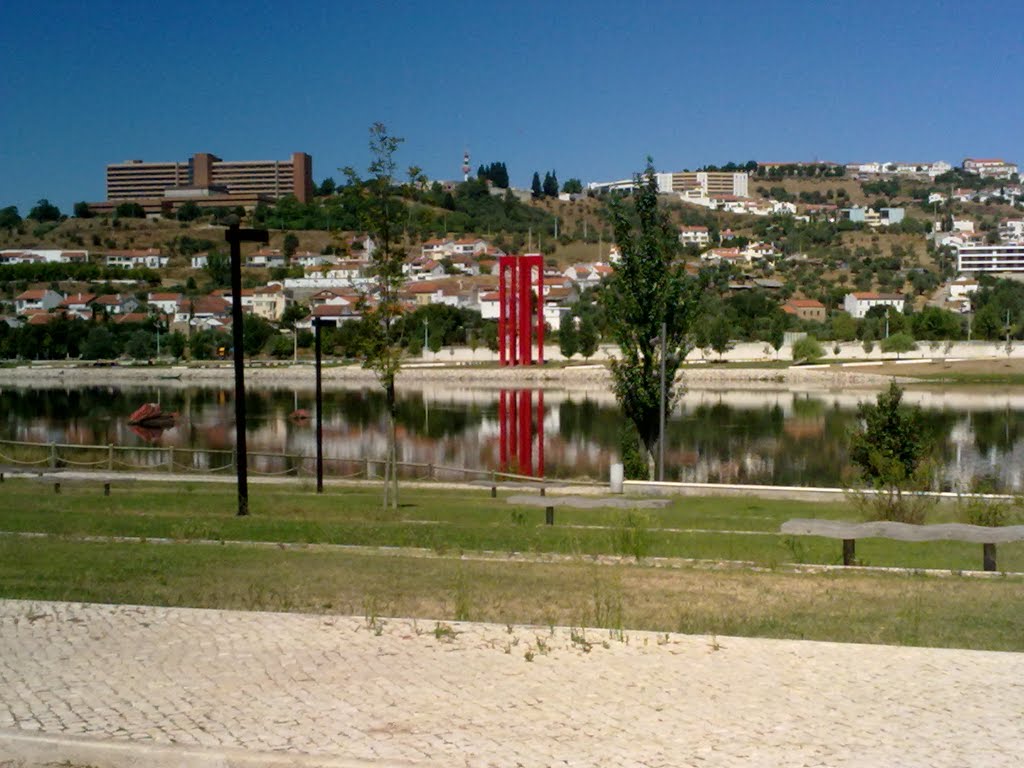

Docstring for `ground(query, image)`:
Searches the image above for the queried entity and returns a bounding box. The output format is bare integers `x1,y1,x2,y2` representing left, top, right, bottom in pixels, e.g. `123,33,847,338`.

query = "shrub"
792,335,824,363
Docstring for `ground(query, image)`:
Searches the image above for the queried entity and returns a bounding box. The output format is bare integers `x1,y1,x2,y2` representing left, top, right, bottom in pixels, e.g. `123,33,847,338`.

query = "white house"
148,292,183,316
999,219,1024,242
0,249,89,265
843,292,905,319
105,249,169,270
247,248,287,268
678,225,710,248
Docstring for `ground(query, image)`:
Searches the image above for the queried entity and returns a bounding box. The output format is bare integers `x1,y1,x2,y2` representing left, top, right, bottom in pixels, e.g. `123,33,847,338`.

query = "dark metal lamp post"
225,220,268,516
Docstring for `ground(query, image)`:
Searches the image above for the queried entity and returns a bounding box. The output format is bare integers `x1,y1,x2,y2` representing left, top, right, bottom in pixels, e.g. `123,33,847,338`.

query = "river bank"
0,360,901,392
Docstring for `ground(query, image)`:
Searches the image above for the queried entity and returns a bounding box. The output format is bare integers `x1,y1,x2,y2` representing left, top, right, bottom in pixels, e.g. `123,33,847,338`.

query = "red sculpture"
498,254,544,365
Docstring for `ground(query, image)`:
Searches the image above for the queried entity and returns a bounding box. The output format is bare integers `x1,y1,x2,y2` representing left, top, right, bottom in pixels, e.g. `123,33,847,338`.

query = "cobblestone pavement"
1,600,1022,767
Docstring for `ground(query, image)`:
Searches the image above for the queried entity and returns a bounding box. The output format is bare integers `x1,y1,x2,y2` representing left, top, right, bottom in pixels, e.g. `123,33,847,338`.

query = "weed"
524,649,535,662
657,633,670,646
433,622,457,642
781,535,806,564
611,510,651,561
535,636,549,655
451,567,472,622
509,509,528,527
570,626,593,653
708,635,723,652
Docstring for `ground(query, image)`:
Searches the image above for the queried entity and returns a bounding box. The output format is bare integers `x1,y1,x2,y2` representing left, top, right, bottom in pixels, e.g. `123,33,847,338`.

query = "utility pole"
225,220,269,516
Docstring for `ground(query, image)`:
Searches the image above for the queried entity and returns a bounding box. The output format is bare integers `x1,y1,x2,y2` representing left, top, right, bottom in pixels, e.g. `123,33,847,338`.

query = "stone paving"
1,600,1022,767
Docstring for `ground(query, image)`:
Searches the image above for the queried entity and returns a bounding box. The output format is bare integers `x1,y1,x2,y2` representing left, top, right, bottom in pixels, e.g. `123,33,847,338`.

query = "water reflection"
2,384,1024,490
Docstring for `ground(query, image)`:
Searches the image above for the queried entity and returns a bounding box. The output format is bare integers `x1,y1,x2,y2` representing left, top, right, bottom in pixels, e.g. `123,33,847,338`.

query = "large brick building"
99,151,314,212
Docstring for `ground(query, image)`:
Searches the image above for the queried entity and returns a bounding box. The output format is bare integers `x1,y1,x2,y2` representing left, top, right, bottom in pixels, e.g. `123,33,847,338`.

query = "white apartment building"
657,171,748,198
957,243,1024,273
678,225,710,247
999,219,1024,242
843,292,905,319
962,158,1019,179
0,249,89,265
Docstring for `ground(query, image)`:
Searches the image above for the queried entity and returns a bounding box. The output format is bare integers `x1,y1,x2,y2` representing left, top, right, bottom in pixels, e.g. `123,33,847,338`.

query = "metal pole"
658,321,666,482
315,319,324,493
228,227,248,515
224,221,268,517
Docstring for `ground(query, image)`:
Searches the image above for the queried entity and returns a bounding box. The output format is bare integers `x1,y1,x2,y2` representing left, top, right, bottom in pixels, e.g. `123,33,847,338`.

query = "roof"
311,304,359,317
679,225,709,232
787,299,825,309
15,289,53,300
850,292,903,300
117,313,151,324
60,293,96,307
148,292,182,301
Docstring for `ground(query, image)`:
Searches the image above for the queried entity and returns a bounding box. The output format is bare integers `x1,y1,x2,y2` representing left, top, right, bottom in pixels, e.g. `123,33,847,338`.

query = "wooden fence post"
107,444,114,470
168,447,175,473
983,543,997,572
842,539,856,566
49,442,57,469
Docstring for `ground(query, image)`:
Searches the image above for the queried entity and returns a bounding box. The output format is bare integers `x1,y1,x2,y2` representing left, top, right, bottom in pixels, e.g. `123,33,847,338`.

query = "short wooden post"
0,472,4,483
107,444,114,470
428,463,434,480
103,482,110,496
842,539,856,566
53,482,61,494
49,442,57,469
545,506,554,526
168,447,175,473
490,470,497,498
540,486,546,497
365,457,371,479
983,543,997,572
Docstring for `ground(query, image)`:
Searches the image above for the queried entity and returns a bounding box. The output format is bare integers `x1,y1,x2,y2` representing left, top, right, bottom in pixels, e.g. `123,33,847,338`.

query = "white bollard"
610,463,624,494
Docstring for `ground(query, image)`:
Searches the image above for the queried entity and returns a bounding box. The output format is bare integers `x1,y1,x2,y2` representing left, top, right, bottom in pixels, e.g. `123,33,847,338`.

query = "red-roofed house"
15,289,63,314
782,299,826,322
843,292,904,319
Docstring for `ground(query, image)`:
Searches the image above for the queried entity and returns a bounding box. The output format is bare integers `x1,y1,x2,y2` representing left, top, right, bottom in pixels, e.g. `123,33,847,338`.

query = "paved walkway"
1,600,1022,767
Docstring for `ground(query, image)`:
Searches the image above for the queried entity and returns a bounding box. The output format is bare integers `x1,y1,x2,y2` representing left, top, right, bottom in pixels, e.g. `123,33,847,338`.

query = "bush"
792,335,824,363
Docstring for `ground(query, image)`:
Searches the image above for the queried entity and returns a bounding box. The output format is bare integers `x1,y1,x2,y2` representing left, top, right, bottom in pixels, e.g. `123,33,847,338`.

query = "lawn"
1,478,1022,651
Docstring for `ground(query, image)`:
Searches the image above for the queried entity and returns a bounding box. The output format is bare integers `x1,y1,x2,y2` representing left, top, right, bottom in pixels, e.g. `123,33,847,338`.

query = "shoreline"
0,360,900,392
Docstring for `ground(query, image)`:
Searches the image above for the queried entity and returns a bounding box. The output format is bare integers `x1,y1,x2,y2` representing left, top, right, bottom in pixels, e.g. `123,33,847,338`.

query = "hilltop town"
1,151,1023,361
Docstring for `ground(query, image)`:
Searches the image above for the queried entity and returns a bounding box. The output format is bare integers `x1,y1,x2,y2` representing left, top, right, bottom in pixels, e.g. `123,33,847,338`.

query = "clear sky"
2,0,1022,214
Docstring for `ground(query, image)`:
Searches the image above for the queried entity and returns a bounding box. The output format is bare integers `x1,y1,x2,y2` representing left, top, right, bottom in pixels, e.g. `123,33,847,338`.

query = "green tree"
81,327,117,360
125,329,154,359
602,161,704,477
176,201,202,222
167,331,187,359
242,315,275,356
343,122,407,509
708,316,733,359
848,383,932,523
204,251,230,287
531,172,542,198
881,332,916,359
115,202,146,218
542,170,559,197
28,199,61,222
562,178,583,194
577,315,599,359
768,314,786,358
283,233,300,259
559,312,578,359
73,201,94,219
0,205,21,230
792,335,824,363
280,302,308,329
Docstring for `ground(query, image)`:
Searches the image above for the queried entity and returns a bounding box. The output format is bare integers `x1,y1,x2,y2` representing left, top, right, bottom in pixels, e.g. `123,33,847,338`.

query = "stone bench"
507,494,669,525
30,472,131,497
781,519,1024,571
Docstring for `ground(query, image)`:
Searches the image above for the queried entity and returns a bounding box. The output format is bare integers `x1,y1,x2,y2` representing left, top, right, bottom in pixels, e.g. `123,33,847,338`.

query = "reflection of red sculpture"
498,389,544,476
129,424,166,443
498,254,544,365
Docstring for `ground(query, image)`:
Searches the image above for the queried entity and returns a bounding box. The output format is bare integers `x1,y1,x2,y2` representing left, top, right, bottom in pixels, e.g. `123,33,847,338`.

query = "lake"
2,383,1023,491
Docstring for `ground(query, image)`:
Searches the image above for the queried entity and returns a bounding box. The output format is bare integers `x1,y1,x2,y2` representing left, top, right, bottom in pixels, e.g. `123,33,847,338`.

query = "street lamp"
225,220,269,517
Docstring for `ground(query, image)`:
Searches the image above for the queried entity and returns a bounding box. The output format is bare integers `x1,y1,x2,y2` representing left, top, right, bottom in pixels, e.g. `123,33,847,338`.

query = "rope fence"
0,438,601,486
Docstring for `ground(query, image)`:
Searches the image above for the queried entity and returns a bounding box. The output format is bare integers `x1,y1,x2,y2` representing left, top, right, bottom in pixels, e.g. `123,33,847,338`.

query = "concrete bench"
30,473,130,497
507,494,668,525
781,519,1024,571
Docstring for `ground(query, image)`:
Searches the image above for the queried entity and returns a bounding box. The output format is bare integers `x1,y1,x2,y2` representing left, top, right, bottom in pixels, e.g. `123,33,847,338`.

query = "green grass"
3,479,1023,650
1,536,1021,651
1,479,1020,571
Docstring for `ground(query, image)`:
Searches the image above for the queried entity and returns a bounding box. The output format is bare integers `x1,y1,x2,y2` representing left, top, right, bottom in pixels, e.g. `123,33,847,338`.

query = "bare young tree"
343,123,406,509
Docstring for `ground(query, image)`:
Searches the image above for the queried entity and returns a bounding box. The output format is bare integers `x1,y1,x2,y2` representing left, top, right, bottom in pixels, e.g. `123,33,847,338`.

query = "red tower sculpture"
498,254,544,366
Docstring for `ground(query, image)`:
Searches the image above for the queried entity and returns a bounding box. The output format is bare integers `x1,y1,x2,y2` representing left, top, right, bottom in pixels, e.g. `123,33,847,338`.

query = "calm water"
2,384,1024,491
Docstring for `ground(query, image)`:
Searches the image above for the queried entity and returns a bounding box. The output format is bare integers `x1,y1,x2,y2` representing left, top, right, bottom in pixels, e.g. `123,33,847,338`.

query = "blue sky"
2,0,1022,214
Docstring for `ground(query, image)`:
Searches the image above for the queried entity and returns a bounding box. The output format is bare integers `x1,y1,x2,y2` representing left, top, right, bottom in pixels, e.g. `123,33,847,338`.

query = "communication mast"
462,149,471,182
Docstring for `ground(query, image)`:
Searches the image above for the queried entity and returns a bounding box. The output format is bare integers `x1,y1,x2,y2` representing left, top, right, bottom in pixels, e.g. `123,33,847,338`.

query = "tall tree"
602,161,704,477
343,123,407,510
531,172,542,198
559,312,578,359
28,199,61,222
0,206,20,230
542,170,559,197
